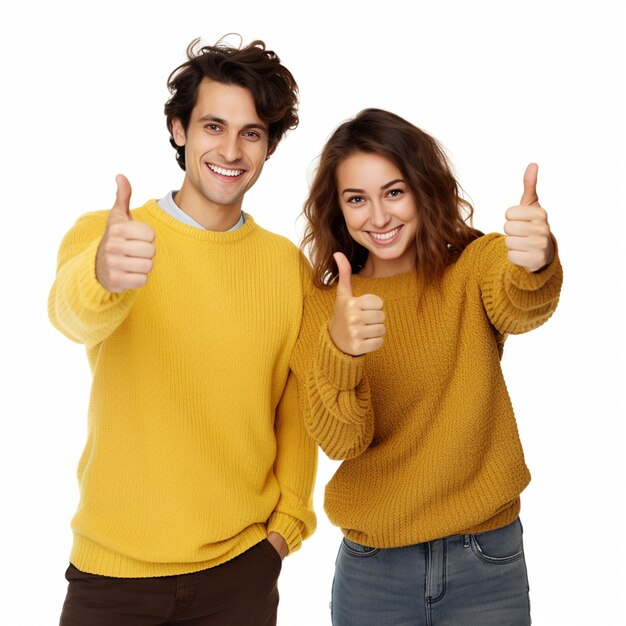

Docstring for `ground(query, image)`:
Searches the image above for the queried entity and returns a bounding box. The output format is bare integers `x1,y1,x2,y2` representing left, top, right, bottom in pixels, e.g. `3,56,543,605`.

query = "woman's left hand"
503,163,554,272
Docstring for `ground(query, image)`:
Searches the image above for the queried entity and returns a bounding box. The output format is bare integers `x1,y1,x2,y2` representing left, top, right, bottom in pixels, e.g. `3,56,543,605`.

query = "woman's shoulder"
450,232,505,272
460,232,503,257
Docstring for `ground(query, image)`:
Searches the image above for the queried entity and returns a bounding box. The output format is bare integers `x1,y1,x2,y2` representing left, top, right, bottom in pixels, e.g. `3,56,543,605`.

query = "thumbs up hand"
96,175,156,293
503,163,554,273
328,252,385,356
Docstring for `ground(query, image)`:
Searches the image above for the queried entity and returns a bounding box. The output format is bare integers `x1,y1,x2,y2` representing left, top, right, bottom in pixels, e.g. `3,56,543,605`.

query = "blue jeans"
331,518,531,626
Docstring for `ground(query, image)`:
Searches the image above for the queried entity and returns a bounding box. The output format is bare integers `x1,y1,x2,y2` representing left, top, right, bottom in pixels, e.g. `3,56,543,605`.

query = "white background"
0,1,624,625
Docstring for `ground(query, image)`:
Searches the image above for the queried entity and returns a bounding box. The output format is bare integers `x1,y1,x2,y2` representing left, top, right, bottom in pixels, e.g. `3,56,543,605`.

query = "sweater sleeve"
304,326,375,460
478,234,563,335
267,371,318,554
266,254,318,554
48,212,137,347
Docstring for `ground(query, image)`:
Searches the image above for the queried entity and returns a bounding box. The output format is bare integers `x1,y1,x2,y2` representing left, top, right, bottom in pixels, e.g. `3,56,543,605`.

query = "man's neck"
173,188,243,232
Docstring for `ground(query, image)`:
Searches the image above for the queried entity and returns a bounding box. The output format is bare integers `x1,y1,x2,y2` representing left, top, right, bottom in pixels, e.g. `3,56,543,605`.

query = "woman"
292,108,562,625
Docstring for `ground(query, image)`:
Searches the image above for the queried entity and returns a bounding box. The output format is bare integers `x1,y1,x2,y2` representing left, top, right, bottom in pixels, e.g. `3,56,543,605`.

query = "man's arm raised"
49,175,155,347
96,175,156,292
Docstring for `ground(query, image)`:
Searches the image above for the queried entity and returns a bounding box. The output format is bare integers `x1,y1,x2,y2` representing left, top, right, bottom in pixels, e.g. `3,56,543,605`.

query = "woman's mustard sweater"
291,233,562,548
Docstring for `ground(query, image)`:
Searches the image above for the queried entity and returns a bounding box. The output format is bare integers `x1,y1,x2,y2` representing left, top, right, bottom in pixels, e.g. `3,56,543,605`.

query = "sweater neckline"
351,268,420,299
142,199,257,243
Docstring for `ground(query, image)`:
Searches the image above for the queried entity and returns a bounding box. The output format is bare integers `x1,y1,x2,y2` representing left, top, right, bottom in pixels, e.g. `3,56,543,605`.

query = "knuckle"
108,223,125,238
103,241,118,255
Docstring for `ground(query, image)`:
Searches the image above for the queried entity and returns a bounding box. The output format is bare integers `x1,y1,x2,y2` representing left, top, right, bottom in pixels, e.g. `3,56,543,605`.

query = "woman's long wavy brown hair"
301,108,482,287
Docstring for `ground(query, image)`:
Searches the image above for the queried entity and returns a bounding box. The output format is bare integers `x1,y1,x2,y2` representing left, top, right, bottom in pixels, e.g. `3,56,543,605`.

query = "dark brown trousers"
59,540,282,626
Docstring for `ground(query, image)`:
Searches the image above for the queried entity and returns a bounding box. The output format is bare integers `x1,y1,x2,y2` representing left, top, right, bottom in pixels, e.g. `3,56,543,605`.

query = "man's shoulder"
59,210,110,243
72,209,111,227
249,220,300,255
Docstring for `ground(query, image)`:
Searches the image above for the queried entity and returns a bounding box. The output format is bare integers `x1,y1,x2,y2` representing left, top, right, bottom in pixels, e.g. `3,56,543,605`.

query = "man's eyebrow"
198,115,268,132
341,179,406,194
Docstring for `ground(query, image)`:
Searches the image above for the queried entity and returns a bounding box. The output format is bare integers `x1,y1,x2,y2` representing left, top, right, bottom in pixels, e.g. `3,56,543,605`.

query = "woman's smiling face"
337,152,418,278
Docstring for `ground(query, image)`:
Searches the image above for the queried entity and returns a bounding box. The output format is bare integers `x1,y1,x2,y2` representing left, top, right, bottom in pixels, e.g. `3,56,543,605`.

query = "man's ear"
171,118,187,147
265,140,278,160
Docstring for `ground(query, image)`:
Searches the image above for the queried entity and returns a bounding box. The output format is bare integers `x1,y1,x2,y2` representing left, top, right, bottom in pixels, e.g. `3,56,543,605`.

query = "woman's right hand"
328,252,386,356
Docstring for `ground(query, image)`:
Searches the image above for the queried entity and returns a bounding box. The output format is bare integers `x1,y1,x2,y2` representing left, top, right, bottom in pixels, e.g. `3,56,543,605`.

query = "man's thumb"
333,252,353,298
109,174,132,222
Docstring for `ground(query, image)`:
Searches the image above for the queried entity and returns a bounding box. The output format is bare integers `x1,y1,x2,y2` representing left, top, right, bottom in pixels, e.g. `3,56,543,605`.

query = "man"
49,37,317,626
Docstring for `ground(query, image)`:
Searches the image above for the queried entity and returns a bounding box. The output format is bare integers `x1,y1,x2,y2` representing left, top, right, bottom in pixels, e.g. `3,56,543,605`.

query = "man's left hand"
267,532,288,559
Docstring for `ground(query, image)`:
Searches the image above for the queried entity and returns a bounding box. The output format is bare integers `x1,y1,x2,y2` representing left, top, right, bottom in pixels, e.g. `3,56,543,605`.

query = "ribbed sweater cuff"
267,511,304,554
317,326,365,391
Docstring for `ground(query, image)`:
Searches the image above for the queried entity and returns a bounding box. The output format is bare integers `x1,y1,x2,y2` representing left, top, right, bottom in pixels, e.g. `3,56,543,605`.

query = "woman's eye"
387,189,403,198
347,196,365,205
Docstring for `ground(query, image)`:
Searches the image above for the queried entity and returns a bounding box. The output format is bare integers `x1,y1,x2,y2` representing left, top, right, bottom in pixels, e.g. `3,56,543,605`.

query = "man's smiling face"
172,78,270,218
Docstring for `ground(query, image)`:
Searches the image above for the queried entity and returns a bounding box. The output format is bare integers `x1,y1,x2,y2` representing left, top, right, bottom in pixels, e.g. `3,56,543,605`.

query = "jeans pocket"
341,536,381,558
470,518,524,565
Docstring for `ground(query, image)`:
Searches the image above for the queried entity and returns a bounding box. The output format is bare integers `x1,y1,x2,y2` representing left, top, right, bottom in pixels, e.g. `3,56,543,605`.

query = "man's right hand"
328,252,385,356
96,175,156,293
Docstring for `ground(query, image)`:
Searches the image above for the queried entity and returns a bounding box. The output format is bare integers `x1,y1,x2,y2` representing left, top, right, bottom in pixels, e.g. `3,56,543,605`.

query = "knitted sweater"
48,200,317,577
290,233,562,548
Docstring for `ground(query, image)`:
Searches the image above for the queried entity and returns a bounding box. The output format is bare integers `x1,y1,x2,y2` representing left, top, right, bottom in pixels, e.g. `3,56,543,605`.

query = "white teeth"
208,164,243,177
369,227,400,241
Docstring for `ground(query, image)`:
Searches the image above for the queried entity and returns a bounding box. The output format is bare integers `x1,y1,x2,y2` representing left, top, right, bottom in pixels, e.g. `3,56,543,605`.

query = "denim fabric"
331,518,530,626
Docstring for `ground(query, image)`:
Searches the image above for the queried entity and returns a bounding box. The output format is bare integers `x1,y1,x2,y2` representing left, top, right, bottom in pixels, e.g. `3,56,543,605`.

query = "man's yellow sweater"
290,233,562,548
48,200,317,577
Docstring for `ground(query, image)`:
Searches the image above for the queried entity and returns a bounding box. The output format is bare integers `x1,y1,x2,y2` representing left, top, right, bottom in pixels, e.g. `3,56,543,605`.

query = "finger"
505,206,547,223
360,309,385,325
503,220,545,237
520,163,539,206
359,337,384,354
504,235,549,252
108,221,156,243
358,323,386,340
120,272,149,289
123,240,156,259
504,235,530,252
333,252,353,298
108,256,154,274
109,174,133,223
356,294,384,311
105,270,149,293
123,221,156,243
102,239,155,260
506,249,544,272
